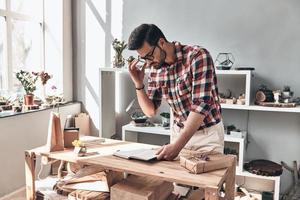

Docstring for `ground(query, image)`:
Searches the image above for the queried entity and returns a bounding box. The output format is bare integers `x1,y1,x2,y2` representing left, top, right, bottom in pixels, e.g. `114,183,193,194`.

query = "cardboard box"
111,175,173,200
180,153,234,174
63,128,79,148
68,189,110,200
75,113,90,136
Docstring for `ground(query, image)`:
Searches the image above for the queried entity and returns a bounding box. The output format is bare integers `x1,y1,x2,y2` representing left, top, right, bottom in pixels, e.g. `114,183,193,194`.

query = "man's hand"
156,143,182,161
128,59,146,88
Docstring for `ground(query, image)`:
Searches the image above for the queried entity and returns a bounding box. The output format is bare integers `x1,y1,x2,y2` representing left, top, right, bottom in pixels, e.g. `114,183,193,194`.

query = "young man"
127,24,224,161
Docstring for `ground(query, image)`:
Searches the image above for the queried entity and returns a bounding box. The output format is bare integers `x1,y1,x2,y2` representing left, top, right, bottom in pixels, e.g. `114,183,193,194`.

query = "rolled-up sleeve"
190,49,215,117
147,77,162,110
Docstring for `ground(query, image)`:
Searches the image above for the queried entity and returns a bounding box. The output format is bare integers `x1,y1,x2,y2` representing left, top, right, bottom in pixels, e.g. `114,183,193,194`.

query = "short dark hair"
128,24,167,50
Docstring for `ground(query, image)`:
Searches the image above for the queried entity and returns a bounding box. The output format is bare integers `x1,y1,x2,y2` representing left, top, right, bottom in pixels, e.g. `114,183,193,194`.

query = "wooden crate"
111,175,173,200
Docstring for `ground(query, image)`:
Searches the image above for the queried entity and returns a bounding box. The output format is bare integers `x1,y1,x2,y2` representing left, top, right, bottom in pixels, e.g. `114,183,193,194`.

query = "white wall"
0,103,81,197
73,0,300,194
121,0,300,194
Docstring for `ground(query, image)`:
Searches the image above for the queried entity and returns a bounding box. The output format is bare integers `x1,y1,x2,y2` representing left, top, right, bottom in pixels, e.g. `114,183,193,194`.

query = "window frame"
0,0,45,91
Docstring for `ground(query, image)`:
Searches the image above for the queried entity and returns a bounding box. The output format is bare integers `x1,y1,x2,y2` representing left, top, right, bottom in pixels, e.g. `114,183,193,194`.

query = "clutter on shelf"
224,147,238,156
225,124,246,138
160,112,170,127
255,85,298,107
0,70,66,116
215,53,235,70
219,89,246,105
244,159,283,176
126,98,149,126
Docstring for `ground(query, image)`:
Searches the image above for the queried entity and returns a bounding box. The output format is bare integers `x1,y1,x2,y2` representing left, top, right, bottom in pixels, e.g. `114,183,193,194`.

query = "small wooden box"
111,175,173,200
64,128,79,148
180,153,234,174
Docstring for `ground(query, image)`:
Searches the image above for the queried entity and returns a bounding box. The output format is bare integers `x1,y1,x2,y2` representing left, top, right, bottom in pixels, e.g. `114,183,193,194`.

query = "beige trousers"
171,121,225,154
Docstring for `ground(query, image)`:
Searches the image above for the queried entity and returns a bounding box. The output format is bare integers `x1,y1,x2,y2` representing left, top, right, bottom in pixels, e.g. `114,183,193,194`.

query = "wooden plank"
25,151,36,200
111,175,173,200
224,156,236,200
81,155,226,188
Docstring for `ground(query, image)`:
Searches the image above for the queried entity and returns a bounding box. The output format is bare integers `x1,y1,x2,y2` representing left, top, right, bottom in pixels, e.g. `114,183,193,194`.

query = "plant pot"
13,105,22,112
161,116,170,127
24,94,34,105
73,146,87,157
113,53,125,68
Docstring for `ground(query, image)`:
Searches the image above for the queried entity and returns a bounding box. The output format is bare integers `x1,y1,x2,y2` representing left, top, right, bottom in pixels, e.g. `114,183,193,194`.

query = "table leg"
224,157,236,200
205,187,220,200
25,151,36,200
58,160,65,179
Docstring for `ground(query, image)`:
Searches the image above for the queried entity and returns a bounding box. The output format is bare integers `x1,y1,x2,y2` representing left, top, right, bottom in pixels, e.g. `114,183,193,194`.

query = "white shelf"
100,68,252,74
221,103,300,113
123,124,249,140
99,67,129,72
237,171,280,181
216,69,252,75
224,134,245,143
99,67,151,73
122,124,171,136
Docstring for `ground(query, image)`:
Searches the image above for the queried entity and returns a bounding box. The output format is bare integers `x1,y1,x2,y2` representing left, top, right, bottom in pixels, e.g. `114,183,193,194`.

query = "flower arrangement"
32,71,52,85
72,139,85,147
112,38,127,68
72,139,87,156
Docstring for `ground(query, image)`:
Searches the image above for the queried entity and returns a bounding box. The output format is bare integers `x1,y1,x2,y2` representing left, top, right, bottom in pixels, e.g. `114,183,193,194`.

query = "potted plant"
112,38,127,68
72,139,87,157
0,96,12,111
160,112,170,127
12,96,23,112
15,70,38,105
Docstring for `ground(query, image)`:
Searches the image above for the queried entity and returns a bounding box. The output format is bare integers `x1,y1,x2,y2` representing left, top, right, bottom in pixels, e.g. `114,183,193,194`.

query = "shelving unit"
221,103,300,113
216,70,252,106
100,68,292,200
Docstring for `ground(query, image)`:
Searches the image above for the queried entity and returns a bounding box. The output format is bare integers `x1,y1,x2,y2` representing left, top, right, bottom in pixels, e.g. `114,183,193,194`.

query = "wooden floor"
0,187,26,200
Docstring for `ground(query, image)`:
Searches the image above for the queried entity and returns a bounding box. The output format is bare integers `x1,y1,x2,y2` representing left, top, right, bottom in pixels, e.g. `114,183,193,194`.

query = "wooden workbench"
25,137,236,200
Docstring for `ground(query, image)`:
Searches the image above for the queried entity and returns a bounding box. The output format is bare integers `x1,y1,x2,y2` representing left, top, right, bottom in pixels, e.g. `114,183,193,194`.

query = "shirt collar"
173,41,184,63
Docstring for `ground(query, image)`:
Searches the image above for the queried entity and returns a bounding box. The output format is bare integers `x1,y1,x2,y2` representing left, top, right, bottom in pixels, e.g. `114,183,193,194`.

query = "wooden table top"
28,137,228,188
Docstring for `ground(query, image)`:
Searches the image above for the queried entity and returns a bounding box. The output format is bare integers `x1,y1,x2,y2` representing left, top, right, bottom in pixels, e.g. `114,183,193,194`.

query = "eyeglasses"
138,45,156,61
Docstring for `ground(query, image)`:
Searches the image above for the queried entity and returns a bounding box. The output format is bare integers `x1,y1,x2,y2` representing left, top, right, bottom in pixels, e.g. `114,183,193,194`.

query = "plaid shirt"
147,42,222,130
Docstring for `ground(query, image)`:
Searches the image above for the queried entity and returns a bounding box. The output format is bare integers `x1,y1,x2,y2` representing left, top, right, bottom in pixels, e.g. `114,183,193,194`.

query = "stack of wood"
281,161,300,200
111,175,174,200
51,166,123,199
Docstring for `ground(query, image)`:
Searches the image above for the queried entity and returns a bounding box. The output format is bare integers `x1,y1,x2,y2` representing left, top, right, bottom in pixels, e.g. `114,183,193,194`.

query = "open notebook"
113,148,157,161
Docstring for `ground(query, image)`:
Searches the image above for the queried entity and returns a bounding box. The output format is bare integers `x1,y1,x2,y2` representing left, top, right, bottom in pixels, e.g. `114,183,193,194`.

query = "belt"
174,120,221,131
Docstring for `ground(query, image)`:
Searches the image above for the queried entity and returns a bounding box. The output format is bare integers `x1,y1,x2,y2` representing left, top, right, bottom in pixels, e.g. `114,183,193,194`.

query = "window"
0,0,44,95
0,0,5,9
0,17,7,90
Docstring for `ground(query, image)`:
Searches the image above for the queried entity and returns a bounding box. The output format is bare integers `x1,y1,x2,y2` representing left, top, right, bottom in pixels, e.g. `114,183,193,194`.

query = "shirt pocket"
176,72,192,97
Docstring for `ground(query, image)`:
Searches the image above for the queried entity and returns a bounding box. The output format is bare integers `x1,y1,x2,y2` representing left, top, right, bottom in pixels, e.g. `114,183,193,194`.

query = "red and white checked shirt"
147,42,222,130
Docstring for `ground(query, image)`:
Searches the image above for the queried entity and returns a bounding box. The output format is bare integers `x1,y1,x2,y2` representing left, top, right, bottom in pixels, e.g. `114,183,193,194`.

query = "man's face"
137,41,166,68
